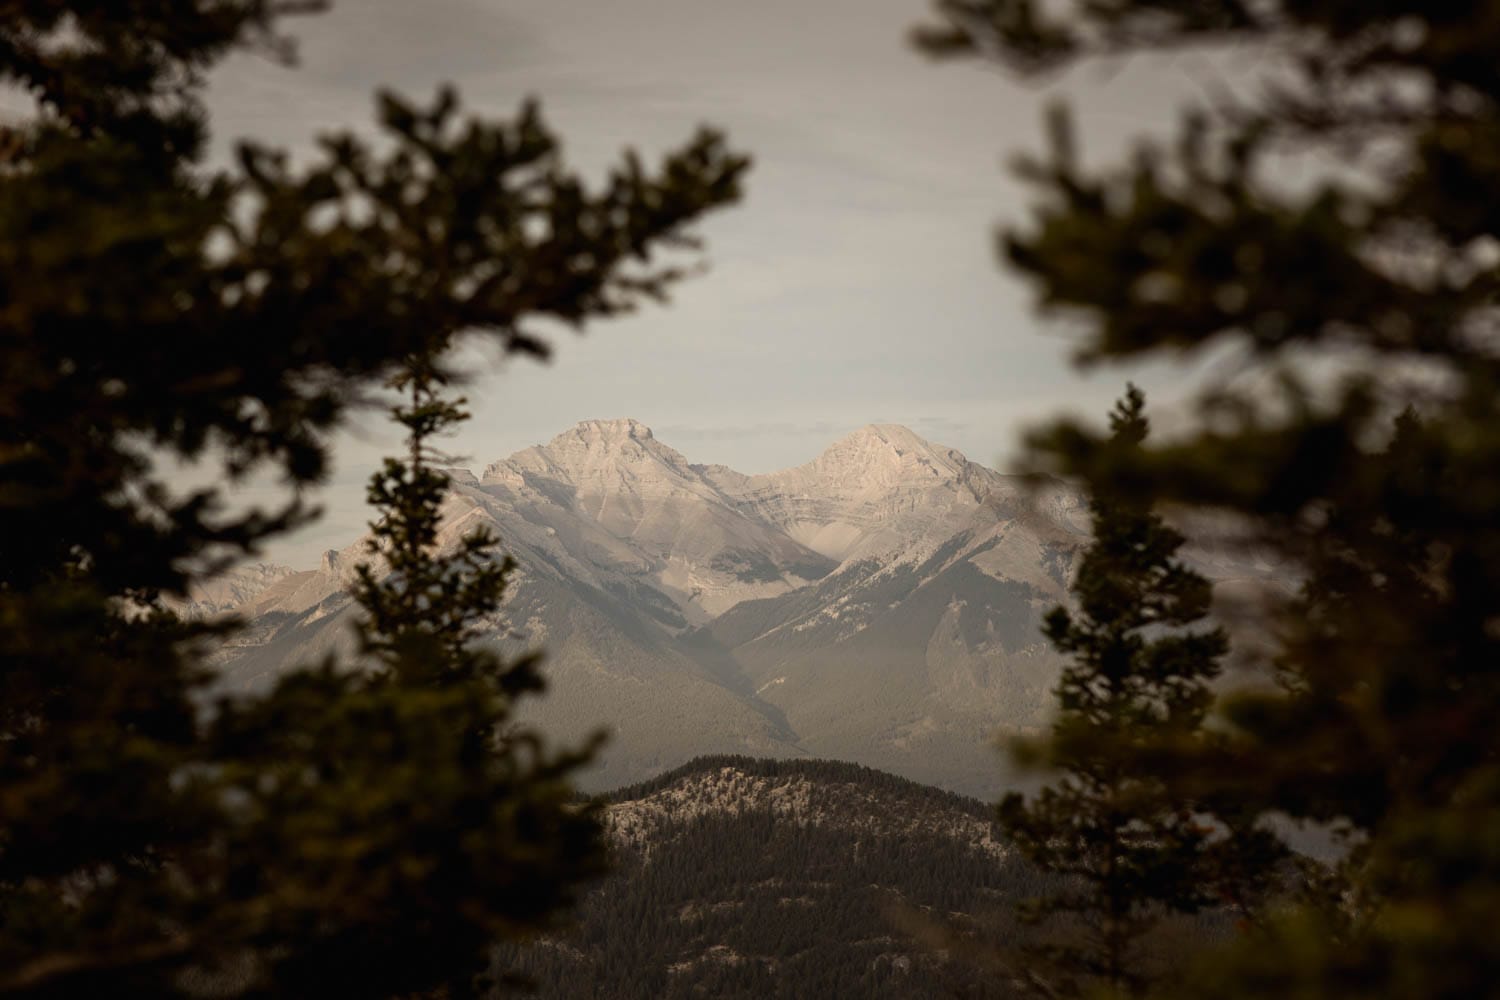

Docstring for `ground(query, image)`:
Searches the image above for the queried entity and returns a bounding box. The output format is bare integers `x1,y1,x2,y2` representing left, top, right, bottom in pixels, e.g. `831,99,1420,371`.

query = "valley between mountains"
200,419,1265,798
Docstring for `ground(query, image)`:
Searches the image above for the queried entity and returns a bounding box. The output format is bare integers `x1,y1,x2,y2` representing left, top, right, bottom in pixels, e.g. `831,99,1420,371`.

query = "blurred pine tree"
998,388,1276,998
0,3,747,996
916,1,1500,996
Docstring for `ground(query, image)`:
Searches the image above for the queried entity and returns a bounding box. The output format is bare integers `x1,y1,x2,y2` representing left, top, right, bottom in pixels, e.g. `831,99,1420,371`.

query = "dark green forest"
502,757,1046,1000
497,756,1235,999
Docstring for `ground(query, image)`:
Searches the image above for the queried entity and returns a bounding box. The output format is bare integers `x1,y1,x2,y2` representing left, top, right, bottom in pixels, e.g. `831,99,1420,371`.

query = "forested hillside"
496,757,1043,998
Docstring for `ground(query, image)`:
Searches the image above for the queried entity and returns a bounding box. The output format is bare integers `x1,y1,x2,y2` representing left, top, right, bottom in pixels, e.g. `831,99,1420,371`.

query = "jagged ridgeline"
195,420,1275,798
494,756,1229,999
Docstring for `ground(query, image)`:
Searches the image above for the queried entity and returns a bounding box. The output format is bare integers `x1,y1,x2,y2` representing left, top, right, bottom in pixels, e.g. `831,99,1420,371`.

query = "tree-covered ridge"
502,757,1035,999
603,755,992,816
501,756,1231,999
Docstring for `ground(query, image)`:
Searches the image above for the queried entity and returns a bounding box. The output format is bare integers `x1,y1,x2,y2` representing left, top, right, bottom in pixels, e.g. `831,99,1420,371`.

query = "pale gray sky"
205,0,1247,567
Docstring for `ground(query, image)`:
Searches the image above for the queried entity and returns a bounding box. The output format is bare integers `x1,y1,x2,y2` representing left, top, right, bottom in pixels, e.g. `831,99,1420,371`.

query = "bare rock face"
705,424,1019,565
169,562,299,620
477,418,836,621
210,420,1267,798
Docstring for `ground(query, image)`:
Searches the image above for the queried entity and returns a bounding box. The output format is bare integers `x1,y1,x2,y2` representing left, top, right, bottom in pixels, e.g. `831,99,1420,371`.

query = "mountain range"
200,419,1269,798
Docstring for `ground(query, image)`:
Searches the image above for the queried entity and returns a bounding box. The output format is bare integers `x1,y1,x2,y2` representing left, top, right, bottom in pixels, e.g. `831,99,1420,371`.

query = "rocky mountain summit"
204,419,1266,797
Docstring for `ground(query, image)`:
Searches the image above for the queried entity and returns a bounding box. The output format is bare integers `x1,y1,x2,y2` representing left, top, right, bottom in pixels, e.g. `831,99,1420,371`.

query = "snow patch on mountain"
705,424,1025,567
608,764,1009,862
207,418,1262,798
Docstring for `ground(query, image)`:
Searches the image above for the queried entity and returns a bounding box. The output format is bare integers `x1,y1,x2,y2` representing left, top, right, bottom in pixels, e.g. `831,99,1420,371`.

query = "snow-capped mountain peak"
209,419,1102,796
546,417,664,456
467,420,835,622
806,423,986,492
482,417,692,486
699,425,1012,564
207,418,1269,800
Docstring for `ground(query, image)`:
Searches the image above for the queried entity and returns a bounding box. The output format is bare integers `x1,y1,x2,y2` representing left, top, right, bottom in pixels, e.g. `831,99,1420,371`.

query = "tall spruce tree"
915,1,1500,995
999,387,1231,998
205,363,606,997
0,3,747,996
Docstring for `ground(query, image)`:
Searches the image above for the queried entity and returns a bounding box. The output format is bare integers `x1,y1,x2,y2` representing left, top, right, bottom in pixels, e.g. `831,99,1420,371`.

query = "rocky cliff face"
476,418,836,621
203,419,1268,797
705,424,1015,565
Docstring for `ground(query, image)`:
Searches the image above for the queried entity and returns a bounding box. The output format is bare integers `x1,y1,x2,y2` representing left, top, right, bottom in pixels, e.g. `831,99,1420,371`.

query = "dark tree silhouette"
0,3,747,996
998,388,1240,998
916,1,1500,995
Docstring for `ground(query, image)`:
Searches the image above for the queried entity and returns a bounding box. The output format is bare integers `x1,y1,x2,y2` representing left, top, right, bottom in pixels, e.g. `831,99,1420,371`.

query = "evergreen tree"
0,2,747,995
998,387,1232,998
351,365,518,685
206,362,606,997
915,1,1500,995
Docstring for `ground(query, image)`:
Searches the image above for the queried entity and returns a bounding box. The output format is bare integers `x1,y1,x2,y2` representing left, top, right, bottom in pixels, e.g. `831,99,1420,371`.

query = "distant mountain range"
198,419,1273,797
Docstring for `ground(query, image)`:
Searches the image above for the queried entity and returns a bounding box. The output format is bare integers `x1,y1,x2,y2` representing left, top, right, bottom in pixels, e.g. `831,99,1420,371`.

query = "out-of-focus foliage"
0,2,747,996
916,0,1500,996
998,388,1279,998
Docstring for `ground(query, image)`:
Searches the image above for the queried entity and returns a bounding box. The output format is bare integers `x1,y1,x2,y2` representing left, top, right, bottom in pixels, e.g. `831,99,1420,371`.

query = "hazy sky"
205,0,1240,567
